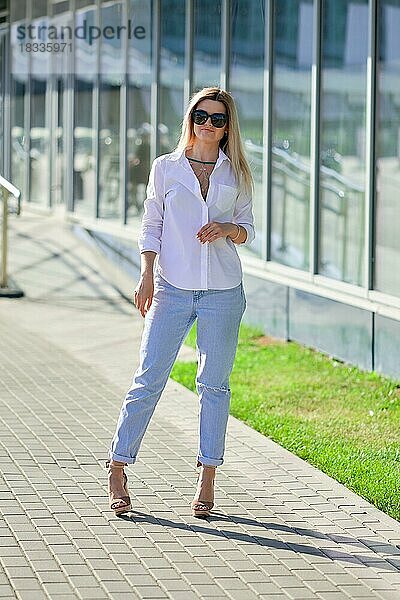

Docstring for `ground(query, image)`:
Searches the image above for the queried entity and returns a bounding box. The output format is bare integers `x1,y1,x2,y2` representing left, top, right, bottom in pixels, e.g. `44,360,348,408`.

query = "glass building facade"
1,0,400,379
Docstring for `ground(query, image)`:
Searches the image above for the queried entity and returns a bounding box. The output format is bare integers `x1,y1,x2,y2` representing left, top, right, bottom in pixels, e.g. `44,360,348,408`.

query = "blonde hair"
176,87,253,196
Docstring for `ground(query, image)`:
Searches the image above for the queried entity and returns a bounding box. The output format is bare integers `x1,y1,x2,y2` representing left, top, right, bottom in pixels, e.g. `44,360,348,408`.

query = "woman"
107,87,255,518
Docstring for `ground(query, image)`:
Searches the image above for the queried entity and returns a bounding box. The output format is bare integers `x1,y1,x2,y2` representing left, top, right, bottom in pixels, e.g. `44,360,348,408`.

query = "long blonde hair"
176,87,253,196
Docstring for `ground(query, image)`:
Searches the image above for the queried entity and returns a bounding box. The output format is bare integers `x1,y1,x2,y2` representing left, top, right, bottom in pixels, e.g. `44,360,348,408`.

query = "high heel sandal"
191,464,216,518
106,460,132,516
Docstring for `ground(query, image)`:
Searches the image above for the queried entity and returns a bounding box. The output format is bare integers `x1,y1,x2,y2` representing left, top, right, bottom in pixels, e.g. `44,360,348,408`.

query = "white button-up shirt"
138,146,255,290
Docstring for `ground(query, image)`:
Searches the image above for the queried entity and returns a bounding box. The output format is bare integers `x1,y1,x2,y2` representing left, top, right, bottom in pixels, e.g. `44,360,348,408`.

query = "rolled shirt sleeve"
232,185,255,246
138,157,165,254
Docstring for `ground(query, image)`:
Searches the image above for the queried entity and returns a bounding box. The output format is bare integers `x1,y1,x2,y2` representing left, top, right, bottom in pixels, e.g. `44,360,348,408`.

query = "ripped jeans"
109,272,247,467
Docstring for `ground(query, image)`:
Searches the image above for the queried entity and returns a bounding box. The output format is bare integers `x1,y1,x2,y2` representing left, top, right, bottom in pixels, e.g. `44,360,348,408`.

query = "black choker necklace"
187,156,217,165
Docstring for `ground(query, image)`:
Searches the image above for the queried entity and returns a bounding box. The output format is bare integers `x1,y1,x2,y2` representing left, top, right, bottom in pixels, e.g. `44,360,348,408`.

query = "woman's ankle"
110,460,126,468
201,465,216,472
199,465,216,481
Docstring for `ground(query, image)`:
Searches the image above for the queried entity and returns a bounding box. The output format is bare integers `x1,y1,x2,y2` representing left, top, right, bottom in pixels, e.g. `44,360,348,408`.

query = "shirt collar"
169,146,230,168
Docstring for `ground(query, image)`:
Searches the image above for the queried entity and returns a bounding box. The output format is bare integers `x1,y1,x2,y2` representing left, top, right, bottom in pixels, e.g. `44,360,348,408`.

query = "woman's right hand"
134,273,154,318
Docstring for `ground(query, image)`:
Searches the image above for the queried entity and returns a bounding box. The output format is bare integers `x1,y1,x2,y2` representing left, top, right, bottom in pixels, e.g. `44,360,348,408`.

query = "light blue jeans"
109,272,247,467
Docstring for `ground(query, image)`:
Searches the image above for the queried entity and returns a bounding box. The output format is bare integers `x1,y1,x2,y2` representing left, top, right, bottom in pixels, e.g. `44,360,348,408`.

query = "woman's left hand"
196,221,235,244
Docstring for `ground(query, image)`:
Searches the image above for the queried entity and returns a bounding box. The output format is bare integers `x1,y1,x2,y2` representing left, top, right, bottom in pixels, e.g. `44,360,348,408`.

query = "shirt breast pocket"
164,185,181,209
165,186,178,200
215,184,237,213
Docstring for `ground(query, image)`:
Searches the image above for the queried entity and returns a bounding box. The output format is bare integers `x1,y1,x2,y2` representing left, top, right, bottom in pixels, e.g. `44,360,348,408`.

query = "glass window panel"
193,0,222,91
126,0,152,223
76,0,94,9
375,0,400,298
270,0,313,269
32,0,47,19
9,2,28,199
10,76,27,197
230,0,264,257
29,9,51,207
52,77,65,206
51,2,71,207
30,77,50,205
10,0,29,200
98,1,123,221
10,2,25,22
319,0,368,285
159,0,185,153
53,2,70,16
73,5,97,216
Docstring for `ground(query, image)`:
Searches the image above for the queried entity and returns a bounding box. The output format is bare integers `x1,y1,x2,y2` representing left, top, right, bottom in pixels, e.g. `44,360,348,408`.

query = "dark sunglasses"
191,108,228,128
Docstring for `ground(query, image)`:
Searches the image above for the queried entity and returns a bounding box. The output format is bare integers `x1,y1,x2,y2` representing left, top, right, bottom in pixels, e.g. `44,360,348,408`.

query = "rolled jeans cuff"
197,455,223,467
109,450,137,465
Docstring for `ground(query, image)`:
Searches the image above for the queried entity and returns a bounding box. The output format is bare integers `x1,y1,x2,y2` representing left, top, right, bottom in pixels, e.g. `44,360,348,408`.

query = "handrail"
0,175,21,199
244,140,364,194
1,175,23,297
244,140,364,282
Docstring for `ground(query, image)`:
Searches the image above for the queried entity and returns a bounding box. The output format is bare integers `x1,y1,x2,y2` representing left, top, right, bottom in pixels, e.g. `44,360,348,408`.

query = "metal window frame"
97,0,128,223
365,0,377,292
221,0,230,90
262,0,382,301
48,71,57,208
310,0,322,275
94,0,100,218
48,0,75,212
151,0,161,161
24,0,32,206
11,0,400,315
65,0,74,213
70,0,100,216
184,0,194,108
45,57,54,209
48,0,57,209
22,0,52,208
2,13,11,180
263,0,273,263
121,0,128,224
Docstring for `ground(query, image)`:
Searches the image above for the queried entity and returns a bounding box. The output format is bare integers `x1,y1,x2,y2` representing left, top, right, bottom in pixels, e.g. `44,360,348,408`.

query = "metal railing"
245,141,365,282
0,175,23,297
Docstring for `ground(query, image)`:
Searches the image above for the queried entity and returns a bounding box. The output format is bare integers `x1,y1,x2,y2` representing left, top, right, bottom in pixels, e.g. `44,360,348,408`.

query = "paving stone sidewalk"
0,211,399,600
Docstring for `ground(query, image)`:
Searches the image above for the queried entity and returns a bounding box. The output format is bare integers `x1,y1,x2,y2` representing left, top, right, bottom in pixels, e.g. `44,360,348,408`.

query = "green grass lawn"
170,321,400,522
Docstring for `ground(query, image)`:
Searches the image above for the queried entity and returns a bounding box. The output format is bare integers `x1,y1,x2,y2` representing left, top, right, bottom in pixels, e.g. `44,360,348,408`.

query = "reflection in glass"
32,0,47,19
53,77,65,207
75,0,92,8
10,76,27,197
270,0,313,269
230,0,264,257
73,6,97,216
319,0,368,285
28,4,50,206
9,3,28,197
159,0,185,153
10,1,25,20
193,0,222,91
375,0,400,298
98,2,123,220
126,0,152,222
98,82,121,219
51,3,71,207
0,28,4,174
30,77,50,205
